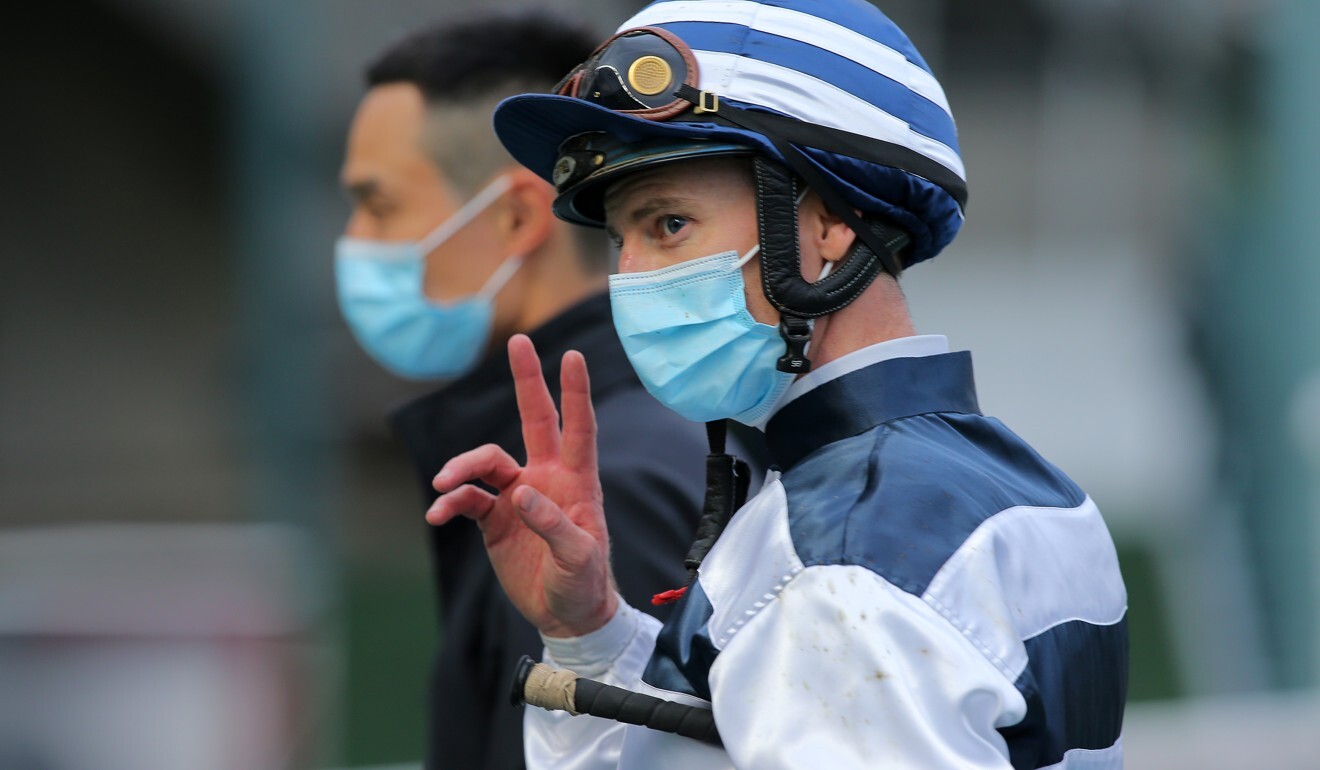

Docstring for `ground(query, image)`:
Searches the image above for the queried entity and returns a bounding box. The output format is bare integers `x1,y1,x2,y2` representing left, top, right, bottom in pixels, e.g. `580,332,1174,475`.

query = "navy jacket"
390,293,713,770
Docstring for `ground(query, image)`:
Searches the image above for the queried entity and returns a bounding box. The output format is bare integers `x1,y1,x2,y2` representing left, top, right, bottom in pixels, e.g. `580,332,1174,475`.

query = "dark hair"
365,8,598,104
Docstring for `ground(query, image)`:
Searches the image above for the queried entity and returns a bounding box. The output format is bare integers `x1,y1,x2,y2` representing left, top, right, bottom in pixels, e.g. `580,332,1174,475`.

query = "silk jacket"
526,342,1128,770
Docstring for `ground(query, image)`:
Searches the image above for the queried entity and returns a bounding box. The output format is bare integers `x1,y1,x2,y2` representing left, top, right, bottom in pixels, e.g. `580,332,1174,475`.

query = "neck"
803,277,915,371
506,229,607,336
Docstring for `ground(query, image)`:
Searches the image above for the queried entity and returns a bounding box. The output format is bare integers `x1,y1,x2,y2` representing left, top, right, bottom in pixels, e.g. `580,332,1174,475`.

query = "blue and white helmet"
495,0,966,370
495,0,965,264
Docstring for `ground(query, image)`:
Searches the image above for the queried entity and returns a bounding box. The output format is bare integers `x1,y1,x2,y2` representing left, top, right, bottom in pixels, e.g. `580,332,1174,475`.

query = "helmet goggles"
554,27,701,121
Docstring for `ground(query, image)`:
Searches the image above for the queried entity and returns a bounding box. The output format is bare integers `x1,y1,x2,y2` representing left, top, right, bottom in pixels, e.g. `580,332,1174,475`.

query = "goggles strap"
675,85,967,210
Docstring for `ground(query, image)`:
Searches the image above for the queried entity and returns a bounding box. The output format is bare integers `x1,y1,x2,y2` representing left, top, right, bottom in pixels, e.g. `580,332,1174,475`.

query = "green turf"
1116,538,1183,702
343,564,438,766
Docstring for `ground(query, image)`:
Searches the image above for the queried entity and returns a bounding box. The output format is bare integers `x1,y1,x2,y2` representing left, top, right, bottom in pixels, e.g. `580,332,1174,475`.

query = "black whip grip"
574,677,722,747
511,655,723,747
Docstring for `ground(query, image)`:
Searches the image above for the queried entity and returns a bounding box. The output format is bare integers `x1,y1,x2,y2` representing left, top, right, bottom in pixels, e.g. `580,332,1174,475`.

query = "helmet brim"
494,93,774,226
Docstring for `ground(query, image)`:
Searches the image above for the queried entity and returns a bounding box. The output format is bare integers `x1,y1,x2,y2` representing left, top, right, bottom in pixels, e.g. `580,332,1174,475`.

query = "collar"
773,334,949,421
763,341,980,471
749,334,949,429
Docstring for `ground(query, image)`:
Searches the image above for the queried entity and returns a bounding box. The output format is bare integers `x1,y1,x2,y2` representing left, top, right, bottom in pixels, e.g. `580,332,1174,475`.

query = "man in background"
335,10,713,768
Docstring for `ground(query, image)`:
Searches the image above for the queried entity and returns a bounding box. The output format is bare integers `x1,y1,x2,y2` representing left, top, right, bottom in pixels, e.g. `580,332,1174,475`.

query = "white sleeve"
707,564,1024,769
523,600,662,770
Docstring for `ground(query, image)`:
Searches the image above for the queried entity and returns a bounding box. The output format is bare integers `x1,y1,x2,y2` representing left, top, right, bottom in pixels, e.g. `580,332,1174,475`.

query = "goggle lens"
555,27,699,121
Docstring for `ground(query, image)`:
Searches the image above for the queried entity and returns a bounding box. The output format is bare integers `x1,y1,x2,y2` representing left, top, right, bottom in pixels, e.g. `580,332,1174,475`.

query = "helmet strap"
777,315,813,374
752,156,911,372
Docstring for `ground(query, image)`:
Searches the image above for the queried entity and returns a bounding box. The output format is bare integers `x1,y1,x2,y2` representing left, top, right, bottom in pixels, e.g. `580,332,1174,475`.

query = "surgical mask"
608,244,795,426
335,175,519,380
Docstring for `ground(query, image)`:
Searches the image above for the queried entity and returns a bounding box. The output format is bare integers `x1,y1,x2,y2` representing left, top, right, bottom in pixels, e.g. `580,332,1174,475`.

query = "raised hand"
426,334,619,638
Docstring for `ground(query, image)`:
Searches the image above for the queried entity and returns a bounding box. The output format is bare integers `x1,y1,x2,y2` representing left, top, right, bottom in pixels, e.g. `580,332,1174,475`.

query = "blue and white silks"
526,339,1128,770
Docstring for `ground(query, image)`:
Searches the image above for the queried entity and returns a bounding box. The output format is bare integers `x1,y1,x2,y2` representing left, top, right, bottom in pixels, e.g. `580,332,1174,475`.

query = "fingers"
558,350,598,473
513,485,620,637
426,483,496,526
509,335,561,462
433,444,522,493
513,486,600,572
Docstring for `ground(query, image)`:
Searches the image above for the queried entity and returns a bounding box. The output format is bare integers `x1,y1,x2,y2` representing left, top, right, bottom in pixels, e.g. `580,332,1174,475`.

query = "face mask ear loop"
734,244,761,270
417,174,515,256
477,255,524,301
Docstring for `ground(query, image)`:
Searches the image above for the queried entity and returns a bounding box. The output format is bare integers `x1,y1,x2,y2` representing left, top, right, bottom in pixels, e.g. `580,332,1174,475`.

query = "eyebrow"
614,195,697,227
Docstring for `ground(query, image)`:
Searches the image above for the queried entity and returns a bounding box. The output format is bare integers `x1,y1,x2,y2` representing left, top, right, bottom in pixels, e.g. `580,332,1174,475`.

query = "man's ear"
497,167,556,259
799,192,857,265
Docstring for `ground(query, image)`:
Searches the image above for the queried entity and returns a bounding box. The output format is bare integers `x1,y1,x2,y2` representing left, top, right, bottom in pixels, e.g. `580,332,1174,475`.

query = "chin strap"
753,156,911,373
652,421,750,606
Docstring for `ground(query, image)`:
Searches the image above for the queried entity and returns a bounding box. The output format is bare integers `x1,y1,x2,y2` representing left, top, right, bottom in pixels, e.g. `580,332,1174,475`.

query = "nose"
615,249,641,274
613,236,660,275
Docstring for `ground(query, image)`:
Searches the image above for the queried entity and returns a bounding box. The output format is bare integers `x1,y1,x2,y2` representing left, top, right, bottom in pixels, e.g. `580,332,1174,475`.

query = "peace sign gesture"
426,334,619,638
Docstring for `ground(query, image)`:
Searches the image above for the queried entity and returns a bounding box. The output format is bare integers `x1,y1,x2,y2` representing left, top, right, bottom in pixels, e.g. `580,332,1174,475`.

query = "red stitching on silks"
651,586,688,605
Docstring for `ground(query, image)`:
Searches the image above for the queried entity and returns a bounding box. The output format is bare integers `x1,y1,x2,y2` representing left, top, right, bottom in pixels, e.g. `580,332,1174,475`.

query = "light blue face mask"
608,244,797,426
335,175,520,380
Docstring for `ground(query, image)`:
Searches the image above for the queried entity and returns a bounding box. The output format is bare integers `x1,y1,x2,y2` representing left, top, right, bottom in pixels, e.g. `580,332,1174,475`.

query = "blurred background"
2,0,1318,767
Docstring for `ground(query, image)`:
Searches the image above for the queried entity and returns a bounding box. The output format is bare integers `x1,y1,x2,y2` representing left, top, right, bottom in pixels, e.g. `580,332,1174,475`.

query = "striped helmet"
494,0,966,270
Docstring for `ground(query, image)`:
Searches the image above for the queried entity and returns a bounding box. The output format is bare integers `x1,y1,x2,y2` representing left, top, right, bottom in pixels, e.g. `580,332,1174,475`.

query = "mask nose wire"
416,174,515,256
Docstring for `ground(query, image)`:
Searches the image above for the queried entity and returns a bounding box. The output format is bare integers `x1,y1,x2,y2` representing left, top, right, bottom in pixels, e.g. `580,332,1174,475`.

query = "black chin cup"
753,157,911,373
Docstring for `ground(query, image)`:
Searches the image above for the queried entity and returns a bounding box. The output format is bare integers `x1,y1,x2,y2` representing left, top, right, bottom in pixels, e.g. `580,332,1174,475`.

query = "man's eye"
661,216,688,236
363,200,394,220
